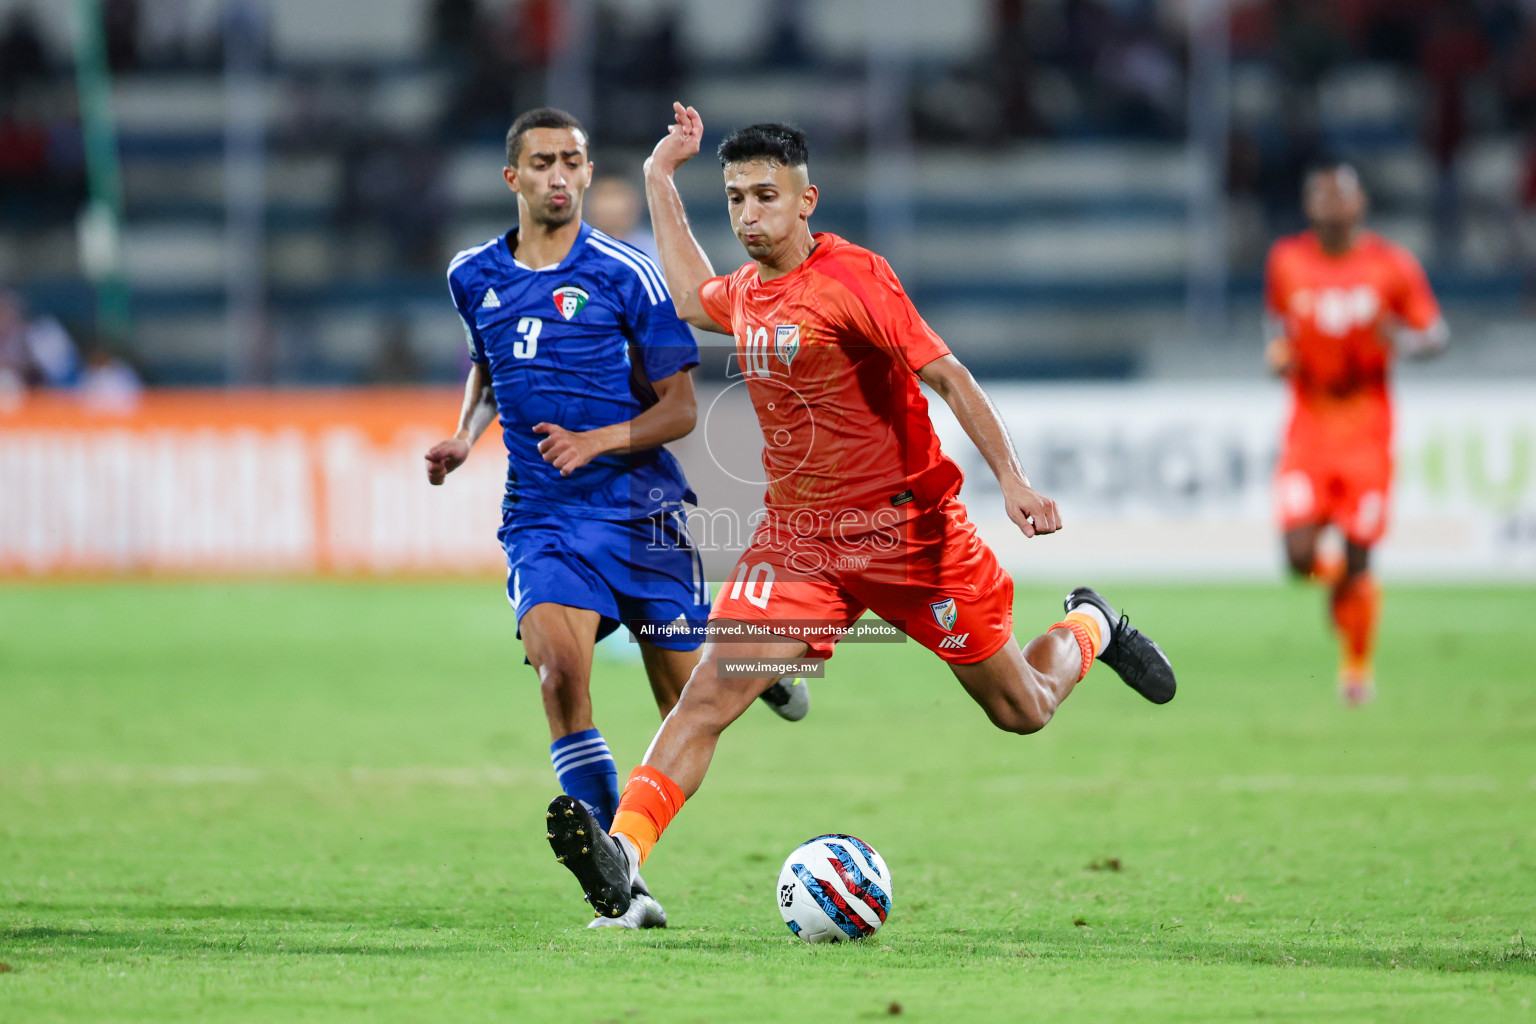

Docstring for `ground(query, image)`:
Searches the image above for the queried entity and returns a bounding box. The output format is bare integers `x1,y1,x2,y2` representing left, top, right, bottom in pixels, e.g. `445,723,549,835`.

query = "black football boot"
1063,587,1177,705
546,795,633,920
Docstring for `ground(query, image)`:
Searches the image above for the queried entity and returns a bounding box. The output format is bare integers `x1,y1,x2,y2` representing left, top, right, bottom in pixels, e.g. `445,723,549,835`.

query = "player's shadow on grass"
1084,935,1536,975
7,916,1534,974
9,901,439,926
3,903,491,959
2,922,477,958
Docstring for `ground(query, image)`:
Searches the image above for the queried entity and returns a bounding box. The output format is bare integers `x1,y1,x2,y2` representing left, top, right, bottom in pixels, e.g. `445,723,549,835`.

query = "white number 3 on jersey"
514,317,542,359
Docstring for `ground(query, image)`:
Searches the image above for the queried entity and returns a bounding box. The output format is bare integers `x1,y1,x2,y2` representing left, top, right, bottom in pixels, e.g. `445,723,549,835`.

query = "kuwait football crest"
930,598,958,632
775,324,800,367
552,285,590,320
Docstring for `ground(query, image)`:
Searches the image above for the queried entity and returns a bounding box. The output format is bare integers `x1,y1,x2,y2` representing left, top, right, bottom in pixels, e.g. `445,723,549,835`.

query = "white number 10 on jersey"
741,326,771,378
514,317,542,359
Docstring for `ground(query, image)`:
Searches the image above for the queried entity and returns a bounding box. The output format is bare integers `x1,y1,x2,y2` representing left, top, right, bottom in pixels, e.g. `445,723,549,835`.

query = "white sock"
1070,602,1112,655
614,832,641,887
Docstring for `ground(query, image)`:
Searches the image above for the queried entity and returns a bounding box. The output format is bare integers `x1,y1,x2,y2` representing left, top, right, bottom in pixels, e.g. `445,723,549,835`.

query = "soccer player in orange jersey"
543,104,1177,922
1265,162,1448,706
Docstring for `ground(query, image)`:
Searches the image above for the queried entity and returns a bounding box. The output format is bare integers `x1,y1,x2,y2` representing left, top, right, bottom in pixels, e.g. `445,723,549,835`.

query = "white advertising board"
2,383,1532,581
921,382,1536,581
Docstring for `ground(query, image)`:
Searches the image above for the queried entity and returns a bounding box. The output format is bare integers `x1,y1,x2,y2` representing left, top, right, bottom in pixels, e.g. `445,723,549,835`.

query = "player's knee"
984,695,1050,736
1344,543,1371,578
1283,546,1313,578
534,651,589,700
1015,703,1053,735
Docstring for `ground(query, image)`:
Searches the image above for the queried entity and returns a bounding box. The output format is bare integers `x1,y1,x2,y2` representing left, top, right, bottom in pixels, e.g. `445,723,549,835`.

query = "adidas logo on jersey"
481,288,501,309
938,633,970,650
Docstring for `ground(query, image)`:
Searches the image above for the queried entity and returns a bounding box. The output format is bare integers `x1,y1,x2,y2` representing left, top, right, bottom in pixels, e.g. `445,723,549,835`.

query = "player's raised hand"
424,437,471,485
1003,478,1062,538
533,422,602,477
646,102,704,176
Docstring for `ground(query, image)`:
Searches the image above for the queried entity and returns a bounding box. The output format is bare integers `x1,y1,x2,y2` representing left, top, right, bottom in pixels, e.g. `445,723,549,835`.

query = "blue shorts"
499,510,710,651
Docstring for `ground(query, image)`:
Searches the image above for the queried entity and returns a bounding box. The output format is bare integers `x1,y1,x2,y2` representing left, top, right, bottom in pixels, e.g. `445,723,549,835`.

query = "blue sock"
550,728,620,831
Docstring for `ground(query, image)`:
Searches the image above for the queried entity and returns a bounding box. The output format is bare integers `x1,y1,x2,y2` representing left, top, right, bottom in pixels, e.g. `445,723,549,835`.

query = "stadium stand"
1,0,1533,386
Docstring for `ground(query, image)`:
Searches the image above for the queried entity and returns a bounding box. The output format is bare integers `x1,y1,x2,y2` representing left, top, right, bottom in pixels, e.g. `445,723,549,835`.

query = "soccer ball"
776,834,892,943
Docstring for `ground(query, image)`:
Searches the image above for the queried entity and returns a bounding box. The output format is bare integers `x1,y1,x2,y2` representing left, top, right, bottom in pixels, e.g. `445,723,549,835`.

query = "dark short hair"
717,122,809,169
1304,158,1362,189
506,108,587,166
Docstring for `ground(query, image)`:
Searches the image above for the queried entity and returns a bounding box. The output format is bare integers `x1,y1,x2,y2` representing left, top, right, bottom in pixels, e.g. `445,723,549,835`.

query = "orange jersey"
698,233,961,536
1265,230,1440,454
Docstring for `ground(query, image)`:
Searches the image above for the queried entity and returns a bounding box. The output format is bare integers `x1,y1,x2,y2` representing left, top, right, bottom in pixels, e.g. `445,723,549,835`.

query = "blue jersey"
447,223,700,519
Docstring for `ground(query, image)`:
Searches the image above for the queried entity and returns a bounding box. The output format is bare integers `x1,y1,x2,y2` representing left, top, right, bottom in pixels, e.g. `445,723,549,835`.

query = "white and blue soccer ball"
776,834,892,943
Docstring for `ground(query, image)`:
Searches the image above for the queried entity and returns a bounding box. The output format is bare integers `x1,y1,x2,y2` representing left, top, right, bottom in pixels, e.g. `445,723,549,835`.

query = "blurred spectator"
0,107,49,200
429,0,479,65
516,0,560,70
366,315,421,384
593,3,687,145
762,0,812,70
1505,14,1536,126
1273,0,1343,86
337,132,447,272
140,0,196,70
78,342,144,413
0,7,50,99
0,290,80,392
979,0,1189,140
1059,0,1113,87
0,85,86,229
990,0,1040,138
1421,2,1493,264
585,175,657,259
1518,128,1536,288
442,1,554,142
1093,10,1184,138
103,0,141,73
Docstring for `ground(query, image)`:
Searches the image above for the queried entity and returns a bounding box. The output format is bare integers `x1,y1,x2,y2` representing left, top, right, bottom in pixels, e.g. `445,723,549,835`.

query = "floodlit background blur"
1,0,1534,580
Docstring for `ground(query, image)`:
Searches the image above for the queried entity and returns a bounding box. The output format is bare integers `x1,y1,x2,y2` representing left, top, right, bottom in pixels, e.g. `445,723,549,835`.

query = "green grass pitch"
2,580,1534,1022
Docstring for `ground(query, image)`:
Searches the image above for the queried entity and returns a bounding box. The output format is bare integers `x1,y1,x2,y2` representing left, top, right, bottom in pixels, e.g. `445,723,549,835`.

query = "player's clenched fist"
645,102,703,177
1003,478,1061,538
534,422,603,477
424,437,471,485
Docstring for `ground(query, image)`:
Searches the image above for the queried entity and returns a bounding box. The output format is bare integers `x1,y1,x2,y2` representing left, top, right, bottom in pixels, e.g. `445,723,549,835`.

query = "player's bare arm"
917,354,1061,538
1263,315,1294,377
425,360,497,485
1388,316,1449,360
534,368,699,477
643,103,724,333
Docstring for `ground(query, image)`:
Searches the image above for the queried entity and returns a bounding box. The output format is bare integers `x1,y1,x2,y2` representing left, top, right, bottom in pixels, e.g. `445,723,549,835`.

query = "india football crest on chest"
930,597,958,632
552,285,590,320
774,324,801,367
739,323,802,377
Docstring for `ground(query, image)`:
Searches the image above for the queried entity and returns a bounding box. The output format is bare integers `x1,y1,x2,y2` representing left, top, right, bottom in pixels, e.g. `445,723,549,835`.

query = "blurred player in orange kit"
542,104,1178,922
1265,161,1448,706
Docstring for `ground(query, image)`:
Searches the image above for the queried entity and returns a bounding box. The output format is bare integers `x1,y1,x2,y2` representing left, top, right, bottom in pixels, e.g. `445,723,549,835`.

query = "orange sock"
1330,574,1380,678
1051,611,1105,682
609,766,686,868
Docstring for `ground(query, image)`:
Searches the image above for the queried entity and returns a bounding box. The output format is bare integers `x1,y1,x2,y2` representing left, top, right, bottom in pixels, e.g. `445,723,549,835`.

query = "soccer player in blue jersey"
424,108,805,929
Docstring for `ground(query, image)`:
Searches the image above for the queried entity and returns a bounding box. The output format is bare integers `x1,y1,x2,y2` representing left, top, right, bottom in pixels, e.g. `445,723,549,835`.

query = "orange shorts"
1274,445,1392,546
710,497,1015,665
